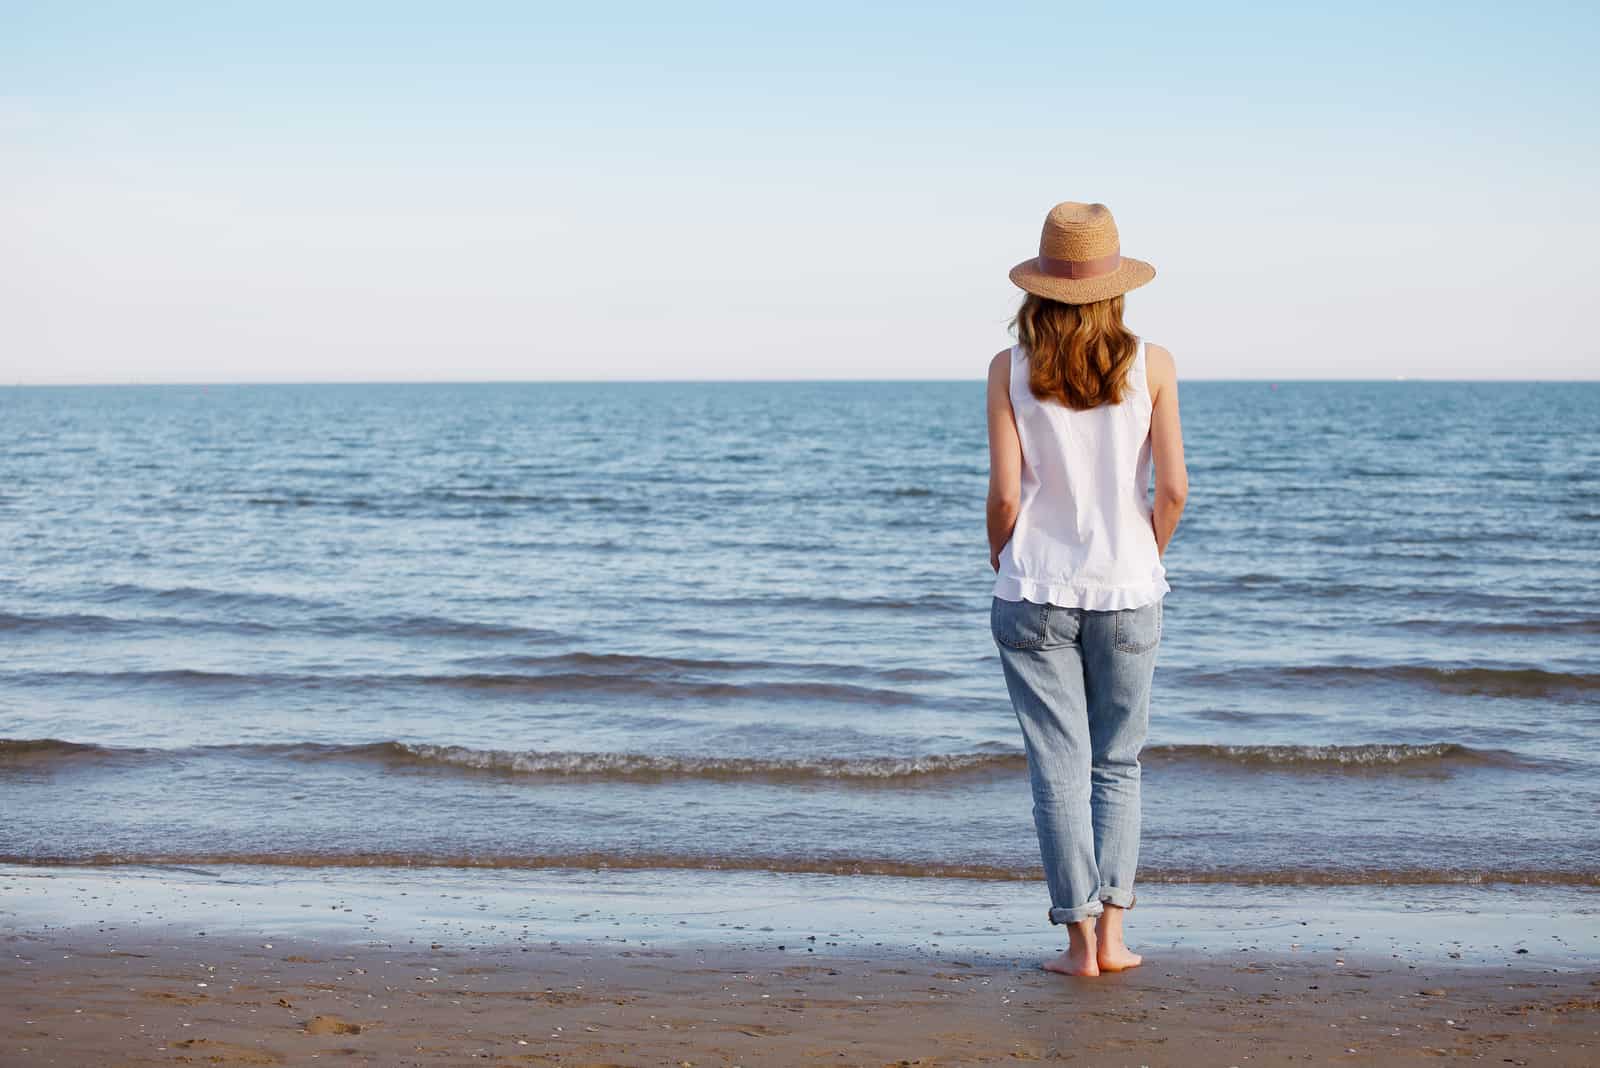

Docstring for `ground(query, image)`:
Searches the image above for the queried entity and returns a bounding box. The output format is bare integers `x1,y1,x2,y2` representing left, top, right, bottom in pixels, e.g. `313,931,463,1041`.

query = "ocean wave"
1143,742,1524,769
1,850,1592,887
356,743,1019,780
4,669,269,690
2,594,974,645
1389,617,1600,636
0,738,112,761
323,613,563,643
1186,663,1600,699
422,490,619,507
0,610,279,637
3,668,935,707
0,611,132,634
241,495,375,509
83,583,331,613
0,738,1022,780
0,738,1547,778
236,490,627,515
382,741,1537,776
0,606,561,643
453,651,957,684
649,592,974,614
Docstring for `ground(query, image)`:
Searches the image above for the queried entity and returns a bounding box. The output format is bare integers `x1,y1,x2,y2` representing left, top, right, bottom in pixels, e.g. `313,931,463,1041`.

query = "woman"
986,201,1188,977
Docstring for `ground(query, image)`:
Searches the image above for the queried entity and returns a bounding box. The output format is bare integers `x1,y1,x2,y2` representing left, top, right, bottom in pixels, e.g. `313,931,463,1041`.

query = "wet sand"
5,929,1597,1066
1,864,1596,1065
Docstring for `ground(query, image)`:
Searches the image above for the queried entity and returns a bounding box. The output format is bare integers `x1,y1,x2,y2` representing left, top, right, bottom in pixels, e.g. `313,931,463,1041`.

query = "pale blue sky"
5,1,1597,382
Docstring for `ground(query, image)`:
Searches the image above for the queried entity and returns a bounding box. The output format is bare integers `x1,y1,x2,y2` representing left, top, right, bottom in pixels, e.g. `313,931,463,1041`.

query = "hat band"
1037,251,1121,280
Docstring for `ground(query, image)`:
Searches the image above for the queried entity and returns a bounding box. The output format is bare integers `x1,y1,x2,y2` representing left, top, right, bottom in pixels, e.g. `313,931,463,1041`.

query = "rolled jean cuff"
1097,885,1137,909
1047,899,1105,925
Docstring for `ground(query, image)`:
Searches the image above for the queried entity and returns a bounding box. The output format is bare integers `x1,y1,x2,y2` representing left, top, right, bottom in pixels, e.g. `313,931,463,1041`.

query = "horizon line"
6,375,1600,388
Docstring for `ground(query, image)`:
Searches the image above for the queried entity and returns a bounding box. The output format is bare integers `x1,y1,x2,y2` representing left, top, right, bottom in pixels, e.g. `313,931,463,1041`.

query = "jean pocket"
991,597,1050,650
1112,599,1162,654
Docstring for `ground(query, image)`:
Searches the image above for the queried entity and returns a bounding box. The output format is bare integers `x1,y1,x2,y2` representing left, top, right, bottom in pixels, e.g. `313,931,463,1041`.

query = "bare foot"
1094,904,1143,972
1042,946,1099,976
1096,945,1143,972
1043,922,1099,976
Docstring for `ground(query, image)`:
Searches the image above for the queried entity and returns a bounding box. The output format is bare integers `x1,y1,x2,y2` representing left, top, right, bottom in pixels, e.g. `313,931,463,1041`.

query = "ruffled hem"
992,572,1170,611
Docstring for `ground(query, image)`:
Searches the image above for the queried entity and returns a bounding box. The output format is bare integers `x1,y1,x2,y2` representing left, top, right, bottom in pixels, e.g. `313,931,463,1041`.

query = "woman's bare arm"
986,350,1022,571
1145,342,1189,556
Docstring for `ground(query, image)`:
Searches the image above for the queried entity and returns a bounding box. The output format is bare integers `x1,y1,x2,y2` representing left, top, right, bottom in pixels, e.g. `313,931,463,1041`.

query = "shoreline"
2,864,1596,1065
3,863,1596,967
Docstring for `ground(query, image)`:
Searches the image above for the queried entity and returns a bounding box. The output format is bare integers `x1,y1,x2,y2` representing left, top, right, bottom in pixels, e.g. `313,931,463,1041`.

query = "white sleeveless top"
993,338,1171,610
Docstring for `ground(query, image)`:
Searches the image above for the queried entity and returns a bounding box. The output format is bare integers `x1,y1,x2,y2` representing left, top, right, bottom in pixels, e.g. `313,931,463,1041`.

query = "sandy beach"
6,924,1598,1066
3,864,1596,1065
7,0,1600,1062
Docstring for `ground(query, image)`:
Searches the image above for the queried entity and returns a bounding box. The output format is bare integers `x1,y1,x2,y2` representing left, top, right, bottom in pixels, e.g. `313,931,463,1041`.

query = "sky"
4,1,1597,383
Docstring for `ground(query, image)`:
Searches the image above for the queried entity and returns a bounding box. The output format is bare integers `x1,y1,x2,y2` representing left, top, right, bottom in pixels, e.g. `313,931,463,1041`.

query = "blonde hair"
1010,292,1139,410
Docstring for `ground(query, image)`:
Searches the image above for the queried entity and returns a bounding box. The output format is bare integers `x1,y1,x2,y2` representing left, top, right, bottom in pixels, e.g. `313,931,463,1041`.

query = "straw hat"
1009,201,1155,304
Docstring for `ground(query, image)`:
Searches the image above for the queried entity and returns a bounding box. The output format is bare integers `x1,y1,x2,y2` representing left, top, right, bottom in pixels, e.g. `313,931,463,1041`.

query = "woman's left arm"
986,351,1022,571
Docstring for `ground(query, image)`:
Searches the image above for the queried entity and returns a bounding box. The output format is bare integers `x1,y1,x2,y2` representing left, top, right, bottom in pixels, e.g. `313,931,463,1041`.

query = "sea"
2,380,1597,895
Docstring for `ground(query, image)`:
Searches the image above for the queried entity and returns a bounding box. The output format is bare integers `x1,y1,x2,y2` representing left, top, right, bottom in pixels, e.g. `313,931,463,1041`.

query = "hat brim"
1008,256,1156,304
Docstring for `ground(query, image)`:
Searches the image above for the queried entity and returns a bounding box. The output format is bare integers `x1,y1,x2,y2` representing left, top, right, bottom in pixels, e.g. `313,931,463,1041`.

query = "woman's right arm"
1146,343,1189,557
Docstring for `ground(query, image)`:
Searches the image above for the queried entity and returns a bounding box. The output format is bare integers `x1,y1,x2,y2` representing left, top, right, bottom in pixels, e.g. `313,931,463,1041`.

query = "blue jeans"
991,595,1163,925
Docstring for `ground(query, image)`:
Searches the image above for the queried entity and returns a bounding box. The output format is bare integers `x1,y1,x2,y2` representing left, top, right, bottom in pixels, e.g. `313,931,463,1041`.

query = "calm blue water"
1,380,1596,886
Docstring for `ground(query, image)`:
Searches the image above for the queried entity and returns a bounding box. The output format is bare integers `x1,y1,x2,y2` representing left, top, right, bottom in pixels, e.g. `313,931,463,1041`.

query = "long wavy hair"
1011,292,1139,410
